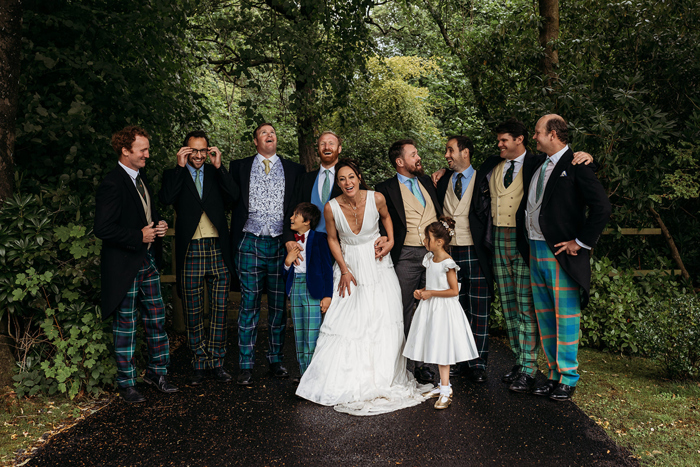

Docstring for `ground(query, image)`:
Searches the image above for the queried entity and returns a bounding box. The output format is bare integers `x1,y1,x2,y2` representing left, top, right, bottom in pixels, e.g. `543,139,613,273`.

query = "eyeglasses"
189,148,208,156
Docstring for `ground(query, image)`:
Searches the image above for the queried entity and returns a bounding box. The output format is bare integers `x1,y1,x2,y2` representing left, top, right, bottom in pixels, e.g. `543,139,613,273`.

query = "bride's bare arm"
324,202,356,297
374,192,394,260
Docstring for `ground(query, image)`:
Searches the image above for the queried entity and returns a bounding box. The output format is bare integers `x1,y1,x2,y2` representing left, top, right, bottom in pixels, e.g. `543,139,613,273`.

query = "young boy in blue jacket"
283,202,333,380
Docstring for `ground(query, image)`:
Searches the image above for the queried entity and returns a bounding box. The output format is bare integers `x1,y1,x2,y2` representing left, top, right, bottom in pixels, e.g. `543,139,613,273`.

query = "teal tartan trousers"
529,240,581,387
289,273,322,375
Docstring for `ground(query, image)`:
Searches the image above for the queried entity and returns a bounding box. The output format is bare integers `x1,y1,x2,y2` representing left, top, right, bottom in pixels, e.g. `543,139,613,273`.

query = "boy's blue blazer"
283,230,334,300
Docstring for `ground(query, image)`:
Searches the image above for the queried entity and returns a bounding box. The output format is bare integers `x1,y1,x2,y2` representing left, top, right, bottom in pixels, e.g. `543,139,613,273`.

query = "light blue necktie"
322,169,330,202
194,169,203,198
409,179,426,208
535,158,551,202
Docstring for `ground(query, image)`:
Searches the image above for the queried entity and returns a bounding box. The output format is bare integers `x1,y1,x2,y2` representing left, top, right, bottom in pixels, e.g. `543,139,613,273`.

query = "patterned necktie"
409,178,426,208
194,169,203,197
322,169,330,202
454,173,463,200
535,158,551,202
263,159,271,175
504,161,515,188
135,174,146,200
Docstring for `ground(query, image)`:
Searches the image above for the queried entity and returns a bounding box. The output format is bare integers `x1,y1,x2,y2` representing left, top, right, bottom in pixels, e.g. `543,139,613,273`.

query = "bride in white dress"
296,160,430,415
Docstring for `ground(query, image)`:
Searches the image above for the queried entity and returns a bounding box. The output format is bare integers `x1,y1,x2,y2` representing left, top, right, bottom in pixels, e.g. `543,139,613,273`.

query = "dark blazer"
282,230,334,300
229,155,305,257
435,168,494,297
284,168,342,243
472,151,543,264
375,174,443,264
158,163,239,295
94,165,163,319
529,148,611,308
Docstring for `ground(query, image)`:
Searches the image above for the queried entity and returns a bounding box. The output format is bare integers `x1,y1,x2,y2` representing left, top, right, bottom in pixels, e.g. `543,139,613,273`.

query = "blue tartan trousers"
290,273,322,375
235,233,286,369
113,251,170,389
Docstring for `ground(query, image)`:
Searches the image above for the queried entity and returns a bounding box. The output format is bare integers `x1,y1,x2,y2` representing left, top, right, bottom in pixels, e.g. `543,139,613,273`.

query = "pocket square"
560,171,568,177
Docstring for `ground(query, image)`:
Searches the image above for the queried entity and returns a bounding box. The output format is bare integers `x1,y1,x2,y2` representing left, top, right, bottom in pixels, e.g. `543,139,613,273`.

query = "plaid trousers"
493,227,539,376
181,238,231,370
113,252,170,388
452,245,491,369
290,274,322,375
529,240,581,386
236,233,286,369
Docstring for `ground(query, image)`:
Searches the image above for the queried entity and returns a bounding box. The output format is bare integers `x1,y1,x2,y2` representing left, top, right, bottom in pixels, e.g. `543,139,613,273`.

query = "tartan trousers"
493,227,539,376
236,233,286,369
290,274,322,375
113,251,170,389
529,240,581,386
452,245,491,369
181,238,231,370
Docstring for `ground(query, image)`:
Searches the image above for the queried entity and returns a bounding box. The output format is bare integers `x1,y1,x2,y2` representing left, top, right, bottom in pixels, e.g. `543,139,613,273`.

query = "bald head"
533,114,568,155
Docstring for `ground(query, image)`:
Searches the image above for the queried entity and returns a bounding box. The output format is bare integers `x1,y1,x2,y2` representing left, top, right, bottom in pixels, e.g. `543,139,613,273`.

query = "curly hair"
111,126,150,157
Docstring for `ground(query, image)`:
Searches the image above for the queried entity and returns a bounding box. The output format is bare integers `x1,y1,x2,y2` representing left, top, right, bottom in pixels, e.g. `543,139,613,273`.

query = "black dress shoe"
502,365,522,384
143,374,179,393
549,384,576,401
270,362,289,378
449,364,462,377
212,367,232,383
414,365,435,383
508,373,536,393
467,368,487,383
189,369,207,386
119,386,146,403
533,379,558,397
237,369,253,385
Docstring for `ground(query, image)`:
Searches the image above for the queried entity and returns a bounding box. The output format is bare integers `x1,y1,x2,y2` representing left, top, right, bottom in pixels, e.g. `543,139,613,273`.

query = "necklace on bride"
343,192,364,227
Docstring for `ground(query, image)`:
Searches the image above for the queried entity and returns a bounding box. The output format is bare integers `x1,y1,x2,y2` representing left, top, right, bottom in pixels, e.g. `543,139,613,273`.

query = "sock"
440,384,451,395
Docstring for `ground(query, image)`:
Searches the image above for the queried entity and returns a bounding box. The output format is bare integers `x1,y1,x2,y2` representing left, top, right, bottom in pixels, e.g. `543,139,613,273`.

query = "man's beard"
408,166,425,177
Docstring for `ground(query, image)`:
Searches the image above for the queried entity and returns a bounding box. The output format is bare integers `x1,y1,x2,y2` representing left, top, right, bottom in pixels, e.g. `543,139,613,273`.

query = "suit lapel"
118,166,148,226
200,164,213,202
387,176,407,227
306,229,315,264
281,156,295,210
542,149,573,208
241,156,254,212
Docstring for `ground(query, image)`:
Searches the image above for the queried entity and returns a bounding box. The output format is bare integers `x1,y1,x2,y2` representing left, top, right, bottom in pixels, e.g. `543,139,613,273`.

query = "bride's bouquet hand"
338,270,357,297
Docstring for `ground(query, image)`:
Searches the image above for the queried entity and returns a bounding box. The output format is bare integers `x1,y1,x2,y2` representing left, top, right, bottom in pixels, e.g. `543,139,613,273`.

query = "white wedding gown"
296,191,430,415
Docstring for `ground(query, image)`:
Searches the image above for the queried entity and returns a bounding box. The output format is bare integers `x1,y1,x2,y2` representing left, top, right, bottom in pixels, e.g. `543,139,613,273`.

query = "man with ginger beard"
229,123,305,386
375,139,442,383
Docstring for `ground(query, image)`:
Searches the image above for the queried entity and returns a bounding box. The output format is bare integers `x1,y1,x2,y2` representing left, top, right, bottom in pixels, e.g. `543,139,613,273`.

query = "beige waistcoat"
443,174,476,246
399,182,438,246
489,161,524,227
192,212,219,240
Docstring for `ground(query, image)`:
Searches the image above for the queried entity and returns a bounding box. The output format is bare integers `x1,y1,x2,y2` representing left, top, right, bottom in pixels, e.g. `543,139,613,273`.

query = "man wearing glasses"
159,130,239,386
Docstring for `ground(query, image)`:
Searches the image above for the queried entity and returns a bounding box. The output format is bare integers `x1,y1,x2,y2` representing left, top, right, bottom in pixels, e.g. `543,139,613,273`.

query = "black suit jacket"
94,165,163,319
284,168,343,244
529,148,611,308
229,155,305,258
159,163,239,295
435,168,494,296
375,174,443,264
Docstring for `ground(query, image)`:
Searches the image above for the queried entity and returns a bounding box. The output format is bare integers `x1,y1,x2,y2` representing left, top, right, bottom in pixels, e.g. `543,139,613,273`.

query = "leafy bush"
0,189,115,398
635,295,700,380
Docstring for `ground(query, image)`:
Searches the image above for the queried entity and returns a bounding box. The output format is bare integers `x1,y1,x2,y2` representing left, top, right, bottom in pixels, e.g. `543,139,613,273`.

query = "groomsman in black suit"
375,139,442,383
159,130,239,385
526,114,611,401
229,123,305,385
94,126,178,403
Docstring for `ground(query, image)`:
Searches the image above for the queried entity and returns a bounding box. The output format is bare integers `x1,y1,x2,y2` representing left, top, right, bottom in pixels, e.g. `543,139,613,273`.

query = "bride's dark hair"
334,159,370,191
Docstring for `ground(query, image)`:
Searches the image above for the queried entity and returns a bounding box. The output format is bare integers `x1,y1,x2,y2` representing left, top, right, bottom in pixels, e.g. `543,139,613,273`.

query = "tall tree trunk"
295,79,318,171
649,206,692,282
0,0,21,200
538,0,559,84
0,0,22,387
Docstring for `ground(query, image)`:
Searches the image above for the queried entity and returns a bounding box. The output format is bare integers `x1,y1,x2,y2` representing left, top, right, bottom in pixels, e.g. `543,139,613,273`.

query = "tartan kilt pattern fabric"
493,227,539,376
529,240,581,386
451,245,491,369
180,238,231,370
113,252,170,388
236,233,286,369
290,274,323,375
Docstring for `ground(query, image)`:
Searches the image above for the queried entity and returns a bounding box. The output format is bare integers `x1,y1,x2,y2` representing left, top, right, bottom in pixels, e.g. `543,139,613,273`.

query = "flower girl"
403,217,479,409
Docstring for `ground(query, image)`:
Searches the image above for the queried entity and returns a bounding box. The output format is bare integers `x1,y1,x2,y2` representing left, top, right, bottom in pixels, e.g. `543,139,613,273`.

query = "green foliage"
0,189,114,398
635,296,700,380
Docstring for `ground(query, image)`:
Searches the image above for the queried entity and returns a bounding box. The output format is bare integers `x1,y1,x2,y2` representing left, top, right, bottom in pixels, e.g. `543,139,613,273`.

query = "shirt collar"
548,145,569,165
454,165,474,179
256,153,279,166
396,172,415,184
118,161,139,181
320,165,336,175
185,163,202,177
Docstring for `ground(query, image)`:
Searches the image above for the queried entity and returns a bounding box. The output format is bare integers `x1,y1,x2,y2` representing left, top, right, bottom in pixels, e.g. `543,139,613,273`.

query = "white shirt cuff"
575,239,591,250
